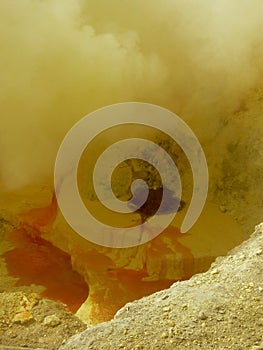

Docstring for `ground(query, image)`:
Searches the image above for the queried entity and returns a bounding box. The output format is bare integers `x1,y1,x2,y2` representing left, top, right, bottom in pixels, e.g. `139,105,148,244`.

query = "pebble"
198,311,208,320
168,327,174,335
218,309,225,314
12,311,34,324
163,306,171,312
254,248,262,256
43,314,61,327
160,332,168,339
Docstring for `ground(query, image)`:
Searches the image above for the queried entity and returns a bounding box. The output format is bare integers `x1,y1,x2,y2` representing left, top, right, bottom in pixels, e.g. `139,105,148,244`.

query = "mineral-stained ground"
60,224,263,350
0,224,262,350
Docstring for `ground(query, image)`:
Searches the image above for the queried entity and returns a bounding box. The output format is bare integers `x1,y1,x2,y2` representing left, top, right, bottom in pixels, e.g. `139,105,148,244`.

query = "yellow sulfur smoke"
0,0,263,190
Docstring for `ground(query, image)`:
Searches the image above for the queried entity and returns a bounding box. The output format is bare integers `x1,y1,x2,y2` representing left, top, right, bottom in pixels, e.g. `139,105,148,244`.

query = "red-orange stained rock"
2,192,194,322
87,225,194,323
146,225,194,279
3,228,89,313
18,193,58,232
3,193,88,313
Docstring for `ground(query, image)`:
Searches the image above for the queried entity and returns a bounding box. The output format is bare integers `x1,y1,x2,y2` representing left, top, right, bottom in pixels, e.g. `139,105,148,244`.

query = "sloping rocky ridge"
60,223,263,350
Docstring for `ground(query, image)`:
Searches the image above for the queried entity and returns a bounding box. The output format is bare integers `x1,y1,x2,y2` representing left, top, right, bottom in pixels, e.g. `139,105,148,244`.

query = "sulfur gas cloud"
1,0,263,190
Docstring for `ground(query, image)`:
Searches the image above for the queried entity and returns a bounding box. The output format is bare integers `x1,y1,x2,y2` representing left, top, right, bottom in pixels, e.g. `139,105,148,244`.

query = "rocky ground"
0,292,86,350
60,224,263,350
0,224,262,349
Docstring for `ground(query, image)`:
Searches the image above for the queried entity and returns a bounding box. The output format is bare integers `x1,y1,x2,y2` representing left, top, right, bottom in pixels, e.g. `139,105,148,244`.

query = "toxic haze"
1,0,263,190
